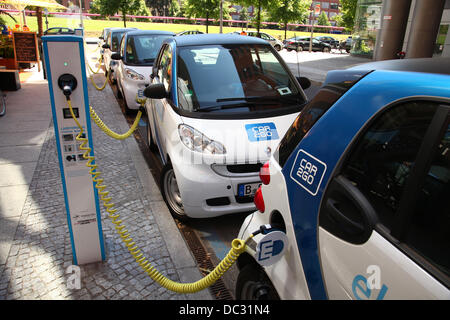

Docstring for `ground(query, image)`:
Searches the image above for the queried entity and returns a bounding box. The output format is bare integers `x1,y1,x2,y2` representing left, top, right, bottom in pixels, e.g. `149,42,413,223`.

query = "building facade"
352,0,450,59
308,0,341,26
57,0,91,12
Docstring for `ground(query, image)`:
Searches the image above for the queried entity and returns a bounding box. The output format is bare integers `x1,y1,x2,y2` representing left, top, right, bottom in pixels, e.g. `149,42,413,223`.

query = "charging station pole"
42,35,105,265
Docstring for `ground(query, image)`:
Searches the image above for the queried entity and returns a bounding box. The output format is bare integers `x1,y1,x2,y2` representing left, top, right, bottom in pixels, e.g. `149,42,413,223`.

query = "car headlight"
178,124,226,155
125,68,145,81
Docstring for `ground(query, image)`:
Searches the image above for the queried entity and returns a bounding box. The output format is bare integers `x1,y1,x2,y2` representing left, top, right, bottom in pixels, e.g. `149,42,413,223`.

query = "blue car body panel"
280,70,450,299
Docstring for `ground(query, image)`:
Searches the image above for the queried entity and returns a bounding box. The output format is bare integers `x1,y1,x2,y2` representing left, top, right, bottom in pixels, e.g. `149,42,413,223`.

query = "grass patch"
3,14,348,41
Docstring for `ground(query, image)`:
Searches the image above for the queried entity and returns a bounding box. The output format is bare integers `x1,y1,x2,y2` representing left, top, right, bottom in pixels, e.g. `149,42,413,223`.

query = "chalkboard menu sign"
13,31,39,63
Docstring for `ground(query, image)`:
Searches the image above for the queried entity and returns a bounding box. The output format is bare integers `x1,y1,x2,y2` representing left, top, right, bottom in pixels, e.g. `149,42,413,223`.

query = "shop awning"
0,0,67,10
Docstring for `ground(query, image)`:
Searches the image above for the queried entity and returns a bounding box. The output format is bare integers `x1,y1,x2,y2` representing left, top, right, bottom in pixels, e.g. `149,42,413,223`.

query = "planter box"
0,58,17,70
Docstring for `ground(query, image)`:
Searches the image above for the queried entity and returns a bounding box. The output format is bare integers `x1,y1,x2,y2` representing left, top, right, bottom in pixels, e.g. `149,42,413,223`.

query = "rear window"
275,70,369,167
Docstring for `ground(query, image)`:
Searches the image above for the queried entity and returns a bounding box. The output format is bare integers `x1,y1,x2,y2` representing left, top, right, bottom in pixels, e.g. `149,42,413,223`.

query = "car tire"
274,44,281,51
296,45,303,52
236,264,280,300
323,47,330,53
145,113,158,152
160,163,188,222
120,86,132,115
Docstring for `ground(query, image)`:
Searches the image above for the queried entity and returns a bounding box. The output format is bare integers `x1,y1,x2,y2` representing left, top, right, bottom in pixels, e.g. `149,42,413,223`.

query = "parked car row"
95,27,449,300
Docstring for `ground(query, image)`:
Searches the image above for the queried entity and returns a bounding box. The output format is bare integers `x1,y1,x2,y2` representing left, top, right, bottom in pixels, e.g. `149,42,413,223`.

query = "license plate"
238,182,262,197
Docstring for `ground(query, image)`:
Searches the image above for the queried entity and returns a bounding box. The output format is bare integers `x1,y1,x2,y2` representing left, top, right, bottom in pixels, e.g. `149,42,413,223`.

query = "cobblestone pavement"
0,71,211,300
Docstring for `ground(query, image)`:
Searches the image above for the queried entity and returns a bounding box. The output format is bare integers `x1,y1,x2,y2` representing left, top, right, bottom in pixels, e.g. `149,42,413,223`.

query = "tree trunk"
257,0,261,35
284,22,287,40
123,11,127,28
206,11,209,33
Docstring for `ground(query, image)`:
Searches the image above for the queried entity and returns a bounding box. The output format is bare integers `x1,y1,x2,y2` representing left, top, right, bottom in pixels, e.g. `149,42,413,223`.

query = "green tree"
90,0,149,27
268,0,311,40
237,0,275,35
239,7,249,29
185,0,230,33
340,0,358,32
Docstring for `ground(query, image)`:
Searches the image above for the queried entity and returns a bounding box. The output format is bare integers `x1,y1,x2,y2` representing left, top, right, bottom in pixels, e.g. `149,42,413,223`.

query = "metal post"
79,0,84,29
220,0,223,34
374,0,411,61
406,0,446,58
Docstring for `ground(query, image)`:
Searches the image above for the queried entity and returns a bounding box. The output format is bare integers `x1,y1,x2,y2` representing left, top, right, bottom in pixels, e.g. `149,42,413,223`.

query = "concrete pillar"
406,0,446,58
374,0,412,60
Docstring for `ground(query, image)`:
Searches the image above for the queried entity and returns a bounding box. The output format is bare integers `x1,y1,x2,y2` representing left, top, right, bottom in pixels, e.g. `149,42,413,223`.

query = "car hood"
180,112,299,163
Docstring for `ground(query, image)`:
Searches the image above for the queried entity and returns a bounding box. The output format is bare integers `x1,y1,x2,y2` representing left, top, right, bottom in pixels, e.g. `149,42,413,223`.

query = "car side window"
120,36,126,57
157,45,173,93
341,101,438,231
403,119,450,279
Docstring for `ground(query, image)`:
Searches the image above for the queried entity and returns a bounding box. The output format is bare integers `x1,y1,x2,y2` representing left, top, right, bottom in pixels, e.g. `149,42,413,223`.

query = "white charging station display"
43,35,105,265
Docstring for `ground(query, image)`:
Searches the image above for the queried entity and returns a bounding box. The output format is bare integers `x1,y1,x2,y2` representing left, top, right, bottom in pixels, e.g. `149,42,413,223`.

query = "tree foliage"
267,0,311,39
184,0,231,32
339,0,358,32
90,0,149,27
236,0,275,34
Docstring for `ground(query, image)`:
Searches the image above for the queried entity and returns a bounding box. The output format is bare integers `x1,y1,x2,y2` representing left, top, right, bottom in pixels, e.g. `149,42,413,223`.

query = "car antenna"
294,32,300,78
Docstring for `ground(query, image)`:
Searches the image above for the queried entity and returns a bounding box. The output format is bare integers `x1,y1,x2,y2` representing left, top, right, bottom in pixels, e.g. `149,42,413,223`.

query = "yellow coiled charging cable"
66,98,252,293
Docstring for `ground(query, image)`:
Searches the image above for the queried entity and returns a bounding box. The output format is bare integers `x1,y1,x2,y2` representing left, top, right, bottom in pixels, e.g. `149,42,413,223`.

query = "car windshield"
125,34,172,65
177,44,303,113
111,31,126,52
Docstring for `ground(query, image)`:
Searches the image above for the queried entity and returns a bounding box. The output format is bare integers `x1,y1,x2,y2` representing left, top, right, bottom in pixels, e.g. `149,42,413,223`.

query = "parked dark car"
314,36,339,48
339,36,353,53
284,37,331,52
176,30,204,36
43,27,75,35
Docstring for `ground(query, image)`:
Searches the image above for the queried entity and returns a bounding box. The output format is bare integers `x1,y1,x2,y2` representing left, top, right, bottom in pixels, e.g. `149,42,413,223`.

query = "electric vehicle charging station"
42,35,105,265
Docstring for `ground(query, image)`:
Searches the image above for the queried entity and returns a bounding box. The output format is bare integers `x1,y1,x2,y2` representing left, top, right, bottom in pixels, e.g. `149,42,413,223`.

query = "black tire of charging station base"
160,163,189,222
145,114,158,152
235,264,280,300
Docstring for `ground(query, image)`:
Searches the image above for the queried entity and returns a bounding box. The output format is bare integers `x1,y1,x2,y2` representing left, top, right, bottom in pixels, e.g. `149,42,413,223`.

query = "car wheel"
145,113,158,151
236,264,280,300
296,45,303,52
323,47,330,53
160,163,188,222
121,87,132,115
274,44,281,51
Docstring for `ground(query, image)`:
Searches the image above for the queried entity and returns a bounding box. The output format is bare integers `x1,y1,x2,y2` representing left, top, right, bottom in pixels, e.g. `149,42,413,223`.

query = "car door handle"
326,198,365,234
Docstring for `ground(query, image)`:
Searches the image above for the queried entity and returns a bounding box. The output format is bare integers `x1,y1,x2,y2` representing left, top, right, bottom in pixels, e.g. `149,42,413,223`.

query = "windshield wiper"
198,102,255,112
217,95,302,104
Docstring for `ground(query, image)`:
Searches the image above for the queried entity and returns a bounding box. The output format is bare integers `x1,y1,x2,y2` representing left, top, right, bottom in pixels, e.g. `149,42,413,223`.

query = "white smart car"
102,27,137,83
143,34,310,220
112,30,175,113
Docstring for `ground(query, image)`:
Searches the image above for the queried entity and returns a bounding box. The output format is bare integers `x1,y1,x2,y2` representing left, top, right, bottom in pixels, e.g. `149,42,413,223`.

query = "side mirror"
102,43,110,49
143,83,167,99
297,76,311,90
111,52,122,60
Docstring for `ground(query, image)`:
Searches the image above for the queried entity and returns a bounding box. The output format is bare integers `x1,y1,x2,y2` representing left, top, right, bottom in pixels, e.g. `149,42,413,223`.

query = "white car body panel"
147,98,300,218
117,64,153,110
238,157,450,300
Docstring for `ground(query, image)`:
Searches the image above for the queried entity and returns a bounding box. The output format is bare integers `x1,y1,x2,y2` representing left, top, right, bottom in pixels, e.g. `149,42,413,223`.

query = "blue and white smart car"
236,58,450,300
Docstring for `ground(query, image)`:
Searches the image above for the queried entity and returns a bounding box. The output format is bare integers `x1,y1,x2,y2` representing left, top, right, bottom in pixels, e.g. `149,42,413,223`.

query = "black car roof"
110,28,137,34
349,57,450,76
125,30,175,37
170,33,268,47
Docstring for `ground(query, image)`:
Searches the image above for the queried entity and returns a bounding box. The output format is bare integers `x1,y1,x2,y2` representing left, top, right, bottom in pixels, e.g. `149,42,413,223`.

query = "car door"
318,100,450,299
150,44,174,163
116,35,127,86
